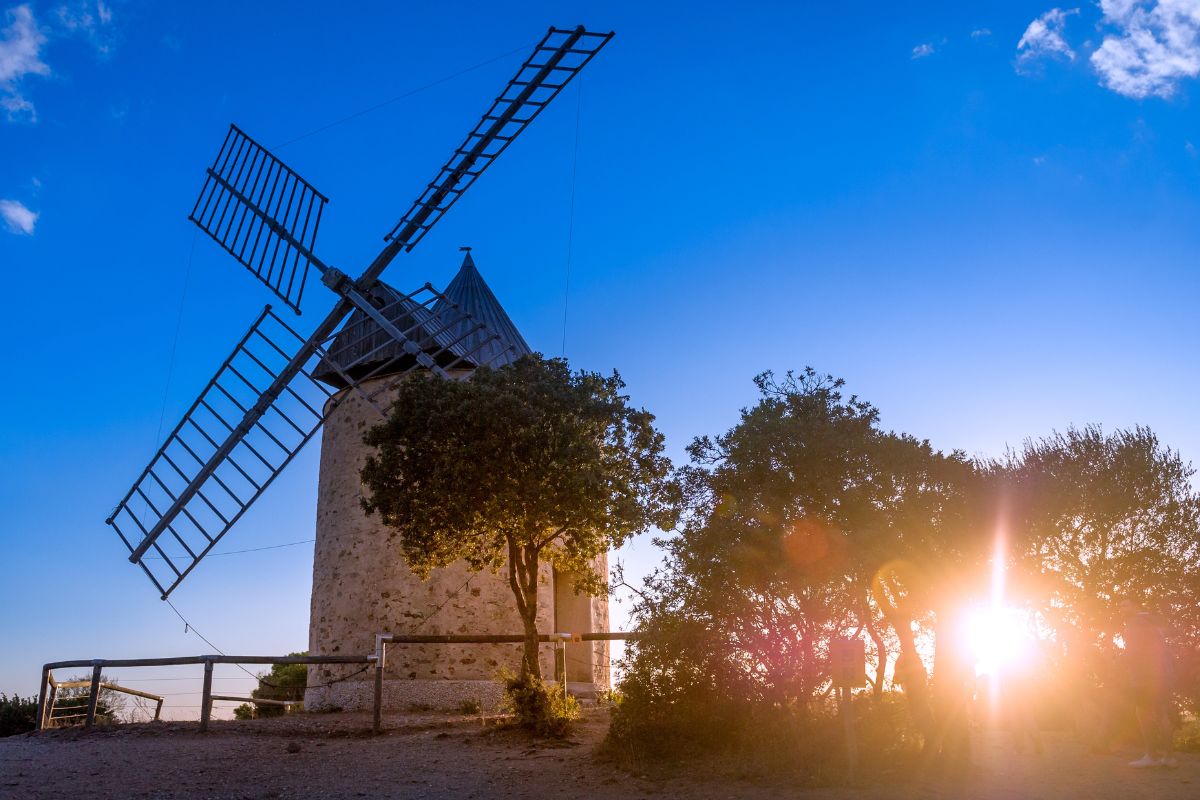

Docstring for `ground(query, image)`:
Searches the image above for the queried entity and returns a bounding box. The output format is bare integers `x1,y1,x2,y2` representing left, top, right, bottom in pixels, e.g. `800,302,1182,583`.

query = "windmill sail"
190,125,329,314
385,26,613,249
108,24,614,598
108,288,513,598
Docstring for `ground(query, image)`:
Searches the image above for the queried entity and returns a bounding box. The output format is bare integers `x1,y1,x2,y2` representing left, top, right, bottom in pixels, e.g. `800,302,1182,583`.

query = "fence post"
154,697,163,722
84,662,102,728
371,635,387,735
371,661,383,734
43,674,58,730
35,666,49,731
199,659,214,732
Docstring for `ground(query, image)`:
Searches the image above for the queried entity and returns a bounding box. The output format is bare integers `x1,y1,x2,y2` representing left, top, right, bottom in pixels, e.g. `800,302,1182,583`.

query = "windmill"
106,26,613,600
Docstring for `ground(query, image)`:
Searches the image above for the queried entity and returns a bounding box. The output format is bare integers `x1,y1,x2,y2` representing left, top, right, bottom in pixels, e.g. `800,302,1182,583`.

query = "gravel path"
2,710,1197,799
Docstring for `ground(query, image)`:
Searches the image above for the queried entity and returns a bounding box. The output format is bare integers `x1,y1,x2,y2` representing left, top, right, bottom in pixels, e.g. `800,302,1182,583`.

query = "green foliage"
246,654,307,718
500,671,579,737
233,703,255,720
361,354,677,678
0,694,37,737
457,698,482,715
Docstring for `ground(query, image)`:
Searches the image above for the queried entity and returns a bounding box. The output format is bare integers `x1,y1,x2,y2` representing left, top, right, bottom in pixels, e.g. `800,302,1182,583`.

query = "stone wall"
306,376,609,711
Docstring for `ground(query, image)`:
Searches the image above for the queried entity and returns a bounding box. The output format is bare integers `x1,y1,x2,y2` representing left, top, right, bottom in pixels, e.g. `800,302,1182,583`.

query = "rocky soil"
2,708,1197,799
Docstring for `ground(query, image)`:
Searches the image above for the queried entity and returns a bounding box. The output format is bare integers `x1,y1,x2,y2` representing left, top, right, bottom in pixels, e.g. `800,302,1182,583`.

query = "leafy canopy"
362,355,676,587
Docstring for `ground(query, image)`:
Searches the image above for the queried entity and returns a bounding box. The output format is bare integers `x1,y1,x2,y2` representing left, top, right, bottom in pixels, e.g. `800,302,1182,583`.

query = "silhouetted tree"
1001,426,1200,709
613,369,979,763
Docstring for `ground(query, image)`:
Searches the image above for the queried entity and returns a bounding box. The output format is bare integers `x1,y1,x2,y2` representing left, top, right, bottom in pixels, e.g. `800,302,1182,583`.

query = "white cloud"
0,4,48,122
912,42,935,59
0,198,38,235
1018,8,1080,68
54,1,117,55
1091,0,1200,99
972,28,993,38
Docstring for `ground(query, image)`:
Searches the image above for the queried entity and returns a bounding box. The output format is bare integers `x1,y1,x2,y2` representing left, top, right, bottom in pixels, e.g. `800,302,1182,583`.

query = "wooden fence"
36,631,638,735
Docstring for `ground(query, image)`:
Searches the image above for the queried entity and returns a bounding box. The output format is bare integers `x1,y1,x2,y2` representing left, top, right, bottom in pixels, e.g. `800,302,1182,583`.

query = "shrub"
1175,717,1200,753
247,655,307,718
458,698,482,715
605,651,922,785
500,672,579,737
0,694,37,737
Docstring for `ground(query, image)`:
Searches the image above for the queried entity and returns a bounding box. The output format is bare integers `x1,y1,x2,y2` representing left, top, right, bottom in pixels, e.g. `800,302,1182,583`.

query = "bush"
458,698,482,715
500,672,579,737
246,655,307,718
1175,717,1200,753
0,694,37,737
605,643,922,784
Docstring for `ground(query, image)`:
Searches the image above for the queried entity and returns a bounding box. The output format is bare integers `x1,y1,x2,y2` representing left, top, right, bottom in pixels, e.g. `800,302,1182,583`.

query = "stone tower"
305,252,610,711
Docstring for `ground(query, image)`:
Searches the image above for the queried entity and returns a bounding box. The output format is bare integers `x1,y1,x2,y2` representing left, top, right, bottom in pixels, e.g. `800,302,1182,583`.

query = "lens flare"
965,605,1031,677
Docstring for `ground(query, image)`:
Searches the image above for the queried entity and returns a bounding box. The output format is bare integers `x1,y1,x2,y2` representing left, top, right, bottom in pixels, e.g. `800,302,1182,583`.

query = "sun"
965,605,1032,677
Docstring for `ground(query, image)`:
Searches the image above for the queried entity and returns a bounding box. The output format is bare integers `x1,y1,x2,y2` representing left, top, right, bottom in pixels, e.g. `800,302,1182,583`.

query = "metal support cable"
142,538,314,560
138,229,197,530
274,43,533,149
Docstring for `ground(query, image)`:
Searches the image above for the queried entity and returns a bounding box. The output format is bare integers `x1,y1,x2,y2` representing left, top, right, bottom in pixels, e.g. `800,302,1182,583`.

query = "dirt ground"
2,708,1197,800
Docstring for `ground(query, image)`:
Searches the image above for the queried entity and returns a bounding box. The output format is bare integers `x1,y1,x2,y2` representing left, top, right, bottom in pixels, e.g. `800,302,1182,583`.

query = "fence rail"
37,631,639,735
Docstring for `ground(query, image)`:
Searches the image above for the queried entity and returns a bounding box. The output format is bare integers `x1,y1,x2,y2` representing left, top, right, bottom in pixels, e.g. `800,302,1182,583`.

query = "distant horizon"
2,0,1199,717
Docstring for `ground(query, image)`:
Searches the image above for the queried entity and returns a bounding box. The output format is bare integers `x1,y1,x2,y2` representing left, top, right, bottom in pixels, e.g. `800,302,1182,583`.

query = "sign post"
830,637,866,783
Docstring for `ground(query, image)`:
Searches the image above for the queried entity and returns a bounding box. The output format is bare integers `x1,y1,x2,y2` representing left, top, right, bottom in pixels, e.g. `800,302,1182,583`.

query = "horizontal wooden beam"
43,654,372,670
209,695,303,707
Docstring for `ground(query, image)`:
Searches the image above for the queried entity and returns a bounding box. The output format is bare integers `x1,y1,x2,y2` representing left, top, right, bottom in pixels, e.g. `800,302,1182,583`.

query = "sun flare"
965,605,1032,678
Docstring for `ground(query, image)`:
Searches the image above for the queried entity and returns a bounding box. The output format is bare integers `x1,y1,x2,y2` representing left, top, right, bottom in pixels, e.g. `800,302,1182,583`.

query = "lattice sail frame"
190,125,329,314
386,27,612,248
107,286,517,598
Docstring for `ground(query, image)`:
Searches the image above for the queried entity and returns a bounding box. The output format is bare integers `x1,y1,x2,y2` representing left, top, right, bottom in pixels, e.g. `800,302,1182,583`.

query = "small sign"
830,637,866,689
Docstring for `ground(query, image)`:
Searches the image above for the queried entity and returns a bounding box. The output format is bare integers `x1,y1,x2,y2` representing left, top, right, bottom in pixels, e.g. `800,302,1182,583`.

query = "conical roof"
432,250,531,368
311,251,530,389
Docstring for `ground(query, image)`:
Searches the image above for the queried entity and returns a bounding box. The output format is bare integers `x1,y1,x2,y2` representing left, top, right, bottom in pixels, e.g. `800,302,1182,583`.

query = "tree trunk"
887,610,932,744
507,537,542,680
866,621,887,698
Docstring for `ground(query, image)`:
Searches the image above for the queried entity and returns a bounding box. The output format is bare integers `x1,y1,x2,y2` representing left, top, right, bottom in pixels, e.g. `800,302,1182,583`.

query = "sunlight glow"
966,605,1031,677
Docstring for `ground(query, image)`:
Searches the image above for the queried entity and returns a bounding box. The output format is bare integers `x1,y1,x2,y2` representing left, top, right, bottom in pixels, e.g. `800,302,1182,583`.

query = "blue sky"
2,1,1199,712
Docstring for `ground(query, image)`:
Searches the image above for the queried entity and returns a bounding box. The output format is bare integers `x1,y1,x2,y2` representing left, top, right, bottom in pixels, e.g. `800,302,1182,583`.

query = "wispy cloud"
912,42,935,59
0,198,38,235
1017,7,1080,70
971,28,993,38
0,4,49,122
54,0,116,56
1091,0,1200,99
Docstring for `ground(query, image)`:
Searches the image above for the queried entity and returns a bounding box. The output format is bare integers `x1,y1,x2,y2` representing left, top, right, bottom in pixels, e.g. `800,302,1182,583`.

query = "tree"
611,369,978,766
238,656,307,719
360,355,677,679
1000,426,1200,709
